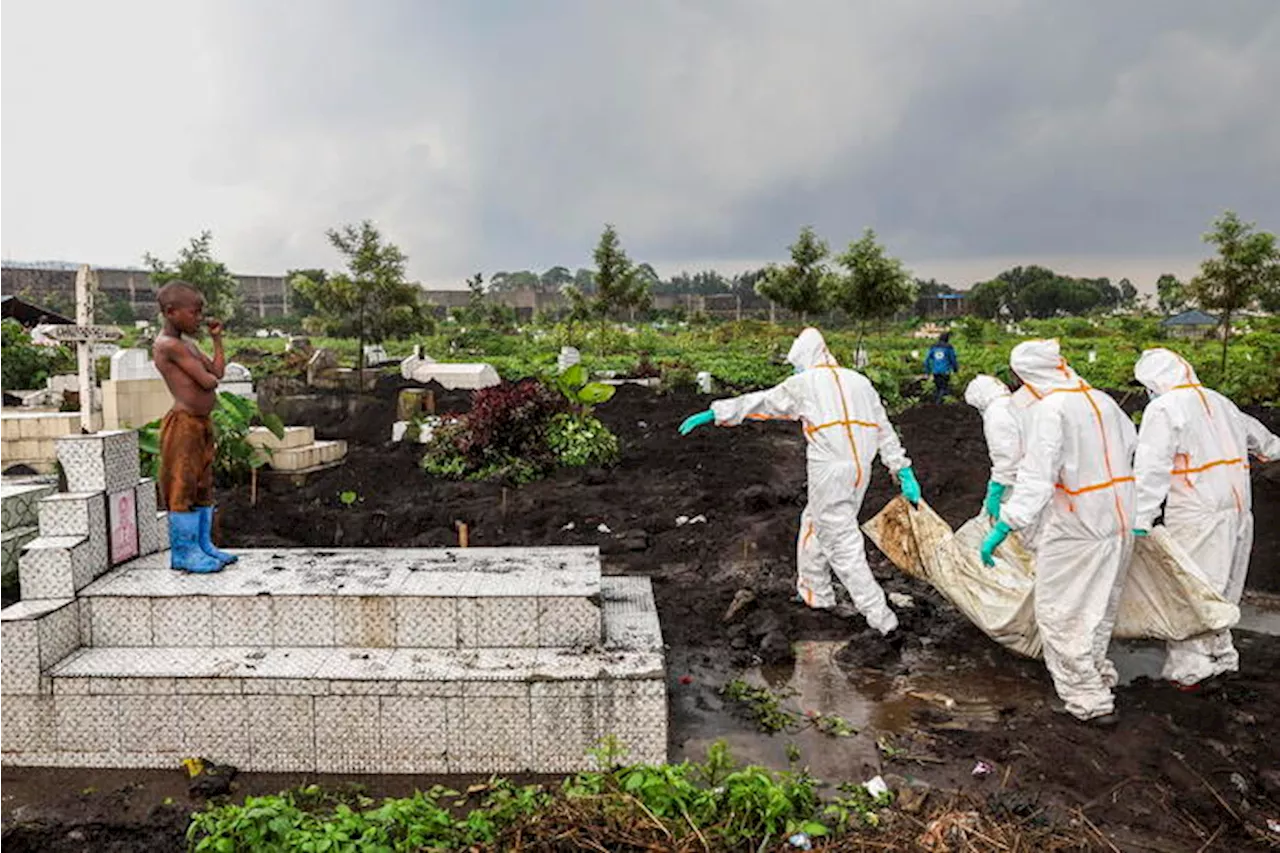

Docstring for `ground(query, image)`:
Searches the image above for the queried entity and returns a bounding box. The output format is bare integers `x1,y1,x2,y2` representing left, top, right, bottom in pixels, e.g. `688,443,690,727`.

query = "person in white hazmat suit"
679,328,922,637
980,340,1137,724
1131,347,1280,688
964,375,1024,520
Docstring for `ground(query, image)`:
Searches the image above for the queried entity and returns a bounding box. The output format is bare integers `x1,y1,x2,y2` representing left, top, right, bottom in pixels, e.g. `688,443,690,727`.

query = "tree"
1188,211,1280,374
540,266,572,293
490,270,540,293
292,220,433,382
285,268,326,319
755,226,831,321
587,224,650,320
827,229,916,343
1155,274,1187,315
2,319,72,391
145,231,240,322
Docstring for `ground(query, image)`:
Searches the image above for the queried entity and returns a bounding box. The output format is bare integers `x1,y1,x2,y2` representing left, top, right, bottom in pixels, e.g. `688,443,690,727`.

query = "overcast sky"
3,0,1278,290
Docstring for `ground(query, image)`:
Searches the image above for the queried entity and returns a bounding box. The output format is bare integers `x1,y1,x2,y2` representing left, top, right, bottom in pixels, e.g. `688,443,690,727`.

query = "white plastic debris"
696,371,713,393
971,761,994,777
676,514,708,527
597,523,612,534
787,832,813,850
676,515,690,527
561,522,575,531
863,775,890,799
1267,818,1280,834
888,592,915,609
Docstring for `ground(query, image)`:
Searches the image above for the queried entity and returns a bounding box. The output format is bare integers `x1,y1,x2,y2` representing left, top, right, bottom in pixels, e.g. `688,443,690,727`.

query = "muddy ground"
4,382,1279,851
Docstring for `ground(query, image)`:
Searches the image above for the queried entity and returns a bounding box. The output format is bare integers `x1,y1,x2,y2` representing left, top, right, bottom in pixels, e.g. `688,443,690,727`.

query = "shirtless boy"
154,281,238,573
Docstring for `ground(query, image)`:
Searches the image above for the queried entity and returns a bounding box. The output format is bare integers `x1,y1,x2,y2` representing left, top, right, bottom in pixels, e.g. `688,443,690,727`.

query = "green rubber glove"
984,481,1006,520
1132,528,1149,537
898,466,922,505
679,410,716,436
980,521,1012,567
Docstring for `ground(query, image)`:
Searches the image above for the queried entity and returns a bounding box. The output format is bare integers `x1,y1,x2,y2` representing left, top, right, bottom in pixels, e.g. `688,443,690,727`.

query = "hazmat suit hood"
1010,339,1083,396
964,375,1010,412
1135,348,1200,397
787,328,836,371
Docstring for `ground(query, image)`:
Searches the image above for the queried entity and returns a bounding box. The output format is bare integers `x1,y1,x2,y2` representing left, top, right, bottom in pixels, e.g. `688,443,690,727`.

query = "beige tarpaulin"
863,497,1240,659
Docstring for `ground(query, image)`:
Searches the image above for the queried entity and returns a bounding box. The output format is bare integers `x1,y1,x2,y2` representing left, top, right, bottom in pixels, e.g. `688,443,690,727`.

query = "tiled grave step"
2,482,57,530
247,425,315,452
268,440,347,472
15,577,665,773
79,547,603,649
1,598,81,695
2,526,39,586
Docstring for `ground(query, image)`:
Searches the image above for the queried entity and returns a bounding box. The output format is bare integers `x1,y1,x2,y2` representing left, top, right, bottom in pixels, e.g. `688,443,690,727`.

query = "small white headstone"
696,371,713,394
110,349,161,381
1087,349,1097,364
363,344,389,367
223,362,252,383
557,347,581,373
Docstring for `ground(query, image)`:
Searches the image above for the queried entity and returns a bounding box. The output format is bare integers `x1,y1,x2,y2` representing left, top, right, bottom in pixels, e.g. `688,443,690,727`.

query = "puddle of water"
671,640,1044,782
1238,601,1280,636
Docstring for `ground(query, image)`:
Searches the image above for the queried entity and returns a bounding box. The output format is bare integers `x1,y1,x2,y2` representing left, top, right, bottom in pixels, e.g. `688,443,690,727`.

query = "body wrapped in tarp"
863,497,1240,659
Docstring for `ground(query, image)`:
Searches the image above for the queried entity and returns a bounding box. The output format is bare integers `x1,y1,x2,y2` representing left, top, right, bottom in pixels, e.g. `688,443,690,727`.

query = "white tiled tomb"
3,429,666,773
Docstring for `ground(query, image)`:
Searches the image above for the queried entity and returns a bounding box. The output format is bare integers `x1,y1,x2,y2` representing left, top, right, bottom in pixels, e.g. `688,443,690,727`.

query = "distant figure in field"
153,281,237,573
924,331,959,403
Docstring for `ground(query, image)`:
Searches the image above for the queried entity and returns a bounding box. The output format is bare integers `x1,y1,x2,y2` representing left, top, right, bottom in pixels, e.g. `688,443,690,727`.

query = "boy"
153,281,237,573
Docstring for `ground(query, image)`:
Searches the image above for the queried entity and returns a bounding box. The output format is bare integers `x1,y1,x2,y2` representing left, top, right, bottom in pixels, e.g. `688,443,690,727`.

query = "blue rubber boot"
169,511,223,574
197,506,238,565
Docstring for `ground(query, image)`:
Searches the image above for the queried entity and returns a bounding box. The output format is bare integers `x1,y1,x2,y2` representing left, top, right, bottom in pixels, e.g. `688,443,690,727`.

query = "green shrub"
546,413,619,467
1,319,73,391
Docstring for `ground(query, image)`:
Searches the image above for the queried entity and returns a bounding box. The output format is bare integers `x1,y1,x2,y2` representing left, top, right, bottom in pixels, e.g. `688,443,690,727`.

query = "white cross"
42,266,122,433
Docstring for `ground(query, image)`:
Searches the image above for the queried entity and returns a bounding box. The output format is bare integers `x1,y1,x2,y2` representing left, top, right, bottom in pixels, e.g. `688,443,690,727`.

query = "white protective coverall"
999,340,1138,720
964,375,1023,502
1132,348,1280,685
710,328,910,634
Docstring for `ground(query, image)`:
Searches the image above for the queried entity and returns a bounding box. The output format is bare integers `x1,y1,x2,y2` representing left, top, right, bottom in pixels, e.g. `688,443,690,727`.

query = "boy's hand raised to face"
206,319,224,338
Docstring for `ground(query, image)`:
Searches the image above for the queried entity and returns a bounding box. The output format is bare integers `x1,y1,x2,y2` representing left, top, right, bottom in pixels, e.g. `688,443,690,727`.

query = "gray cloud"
3,0,1277,287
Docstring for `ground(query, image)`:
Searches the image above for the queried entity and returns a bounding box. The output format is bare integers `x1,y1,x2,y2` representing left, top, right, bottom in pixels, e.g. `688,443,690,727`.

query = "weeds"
720,679,858,737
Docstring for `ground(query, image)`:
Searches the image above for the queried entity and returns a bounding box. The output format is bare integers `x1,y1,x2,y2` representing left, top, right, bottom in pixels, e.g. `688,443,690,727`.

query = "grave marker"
41,267,122,433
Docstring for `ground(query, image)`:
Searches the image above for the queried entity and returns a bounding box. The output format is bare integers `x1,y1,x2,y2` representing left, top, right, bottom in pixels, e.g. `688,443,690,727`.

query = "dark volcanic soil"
5,383,1279,852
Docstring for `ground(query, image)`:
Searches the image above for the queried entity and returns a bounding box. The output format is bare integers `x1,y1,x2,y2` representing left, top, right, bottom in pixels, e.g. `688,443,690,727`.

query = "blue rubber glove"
980,521,1012,567
1132,528,1149,537
983,481,1006,520
898,467,922,505
679,410,716,436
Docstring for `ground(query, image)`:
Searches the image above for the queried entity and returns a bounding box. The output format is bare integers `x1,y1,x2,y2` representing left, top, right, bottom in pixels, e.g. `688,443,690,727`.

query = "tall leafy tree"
145,231,240,322
1155,273,1188,315
292,220,432,382
756,226,831,322
540,266,573,292
827,228,916,343
589,224,650,319
1188,210,1280,373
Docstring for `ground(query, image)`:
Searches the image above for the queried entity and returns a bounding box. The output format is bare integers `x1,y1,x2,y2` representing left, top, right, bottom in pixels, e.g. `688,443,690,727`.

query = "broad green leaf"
560,363,587,388
577,382,616,405
262,412,286,439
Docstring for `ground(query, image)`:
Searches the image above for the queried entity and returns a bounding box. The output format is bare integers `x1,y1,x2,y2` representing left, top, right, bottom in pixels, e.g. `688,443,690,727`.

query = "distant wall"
1,266,291,319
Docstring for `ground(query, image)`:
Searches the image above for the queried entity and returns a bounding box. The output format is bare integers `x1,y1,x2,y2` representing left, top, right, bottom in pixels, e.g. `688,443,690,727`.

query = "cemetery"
1,270,1279,851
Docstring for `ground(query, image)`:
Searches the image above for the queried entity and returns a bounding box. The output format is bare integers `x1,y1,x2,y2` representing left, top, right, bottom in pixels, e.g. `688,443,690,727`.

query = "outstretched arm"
710,382,799,427
1238,410,1280,462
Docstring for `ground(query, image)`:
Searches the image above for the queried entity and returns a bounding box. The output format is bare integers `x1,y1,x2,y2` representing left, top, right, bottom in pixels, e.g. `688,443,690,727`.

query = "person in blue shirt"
924,332,959,403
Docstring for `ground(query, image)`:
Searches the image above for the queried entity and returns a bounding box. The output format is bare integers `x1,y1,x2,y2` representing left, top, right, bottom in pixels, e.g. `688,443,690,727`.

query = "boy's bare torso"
154,333,217,416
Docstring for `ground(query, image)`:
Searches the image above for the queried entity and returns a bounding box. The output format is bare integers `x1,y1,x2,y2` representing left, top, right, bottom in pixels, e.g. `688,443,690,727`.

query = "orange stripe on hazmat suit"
160,408,215,513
